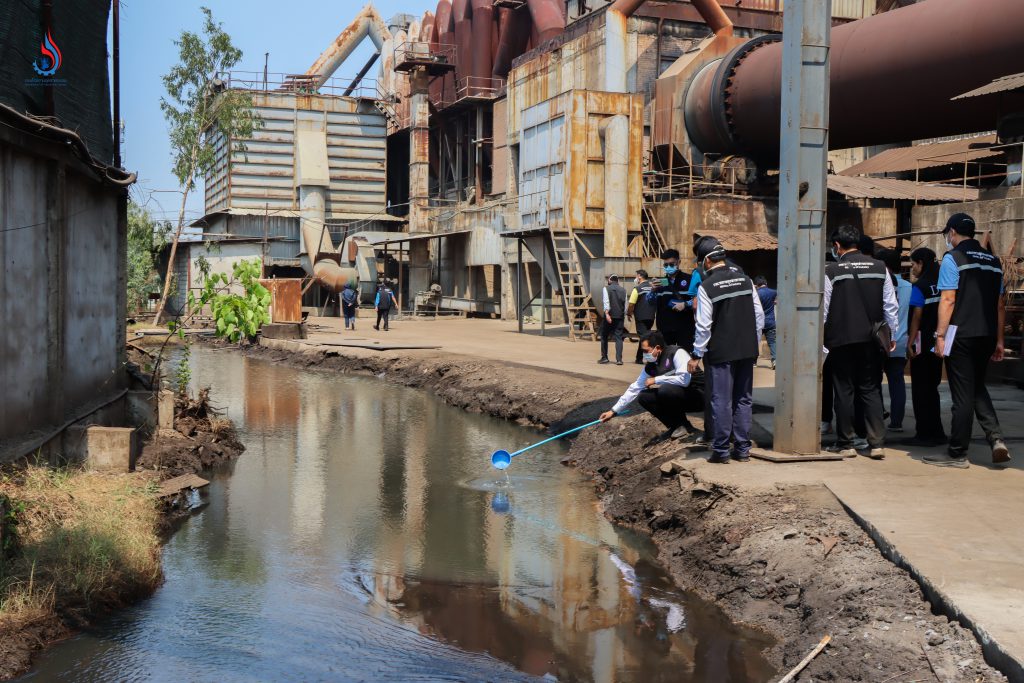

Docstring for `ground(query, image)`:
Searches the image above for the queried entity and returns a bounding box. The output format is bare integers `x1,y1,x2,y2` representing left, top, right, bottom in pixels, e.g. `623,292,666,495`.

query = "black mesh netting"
0,0,114,164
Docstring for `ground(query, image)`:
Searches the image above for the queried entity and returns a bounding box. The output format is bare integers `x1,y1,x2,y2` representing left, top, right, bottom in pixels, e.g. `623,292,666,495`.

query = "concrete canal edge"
246,337,1012,682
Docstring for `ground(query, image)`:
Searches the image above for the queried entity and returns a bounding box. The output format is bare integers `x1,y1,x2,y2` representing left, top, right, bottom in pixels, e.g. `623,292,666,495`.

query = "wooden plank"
159,473,210,497
749,448,846,463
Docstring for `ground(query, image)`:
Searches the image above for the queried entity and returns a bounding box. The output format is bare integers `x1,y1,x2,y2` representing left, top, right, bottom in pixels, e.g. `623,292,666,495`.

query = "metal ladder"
550,230,597,342
640,201,667,258
373,83,400,131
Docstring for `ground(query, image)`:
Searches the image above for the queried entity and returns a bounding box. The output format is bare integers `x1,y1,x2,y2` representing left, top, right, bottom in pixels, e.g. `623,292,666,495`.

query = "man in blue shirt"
374,280,398,331
754,276,777,369
924,213,1010,468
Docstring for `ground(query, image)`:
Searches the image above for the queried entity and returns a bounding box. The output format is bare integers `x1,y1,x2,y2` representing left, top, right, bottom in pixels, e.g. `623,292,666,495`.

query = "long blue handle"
508,418,604,459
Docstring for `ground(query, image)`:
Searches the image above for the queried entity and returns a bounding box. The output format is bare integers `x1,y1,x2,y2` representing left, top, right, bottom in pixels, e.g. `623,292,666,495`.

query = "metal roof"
838,134,999,176
827,175,980,202
953,72,1024,100
373,229,472,246
694,230,778,252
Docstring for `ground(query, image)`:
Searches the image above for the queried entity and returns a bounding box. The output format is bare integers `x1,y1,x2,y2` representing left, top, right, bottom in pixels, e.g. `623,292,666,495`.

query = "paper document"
942,325,958,356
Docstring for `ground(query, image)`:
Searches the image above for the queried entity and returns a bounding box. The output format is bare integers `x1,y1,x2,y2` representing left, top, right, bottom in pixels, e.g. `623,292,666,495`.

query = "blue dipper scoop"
491,418,604,469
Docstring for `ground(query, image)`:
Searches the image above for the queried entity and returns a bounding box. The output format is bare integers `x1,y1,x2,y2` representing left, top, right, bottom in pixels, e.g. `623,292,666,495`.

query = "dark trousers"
706,358,755,457
945,336,1003,457
376,309,390,330
634,318,654,363
884,357,907,427
600,317,625,362
637,383,704,432
822,354,834,423
658,317,696,354
910,352,946,441
830,342,885,449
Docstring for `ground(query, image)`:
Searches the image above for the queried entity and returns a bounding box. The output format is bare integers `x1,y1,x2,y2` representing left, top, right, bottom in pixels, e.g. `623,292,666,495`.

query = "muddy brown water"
19,347,774,682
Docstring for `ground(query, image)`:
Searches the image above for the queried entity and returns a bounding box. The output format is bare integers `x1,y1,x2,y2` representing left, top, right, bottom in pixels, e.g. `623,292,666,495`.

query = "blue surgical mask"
944,235,954,251
830,247,838,260
642,352,657,363
664,265,678,276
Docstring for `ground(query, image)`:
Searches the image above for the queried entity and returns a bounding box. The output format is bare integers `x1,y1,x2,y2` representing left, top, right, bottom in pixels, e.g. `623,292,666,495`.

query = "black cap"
607,273,618,281
944,212,976,237
694,235,725,262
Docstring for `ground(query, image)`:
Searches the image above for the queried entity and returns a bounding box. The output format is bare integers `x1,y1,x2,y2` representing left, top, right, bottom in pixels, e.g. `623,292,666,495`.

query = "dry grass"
0,466,162,642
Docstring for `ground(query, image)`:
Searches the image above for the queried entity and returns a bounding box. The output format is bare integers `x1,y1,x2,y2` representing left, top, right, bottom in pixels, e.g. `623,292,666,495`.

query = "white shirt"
692,269,764,359
612,348,693,414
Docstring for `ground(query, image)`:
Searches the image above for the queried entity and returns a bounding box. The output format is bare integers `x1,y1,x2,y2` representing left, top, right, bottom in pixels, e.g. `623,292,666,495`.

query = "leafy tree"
153,7,262,324
187,258,270,343
127,202,169,314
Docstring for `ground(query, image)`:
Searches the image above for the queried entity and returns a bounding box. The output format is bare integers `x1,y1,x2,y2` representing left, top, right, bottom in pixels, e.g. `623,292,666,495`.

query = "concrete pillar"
66,425,138,472
774,0,831,455
409,70,431,233
602,115,629,258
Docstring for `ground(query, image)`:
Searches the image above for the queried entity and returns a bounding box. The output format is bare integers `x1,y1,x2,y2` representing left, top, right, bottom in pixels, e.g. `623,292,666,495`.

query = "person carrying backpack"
341,283,358,331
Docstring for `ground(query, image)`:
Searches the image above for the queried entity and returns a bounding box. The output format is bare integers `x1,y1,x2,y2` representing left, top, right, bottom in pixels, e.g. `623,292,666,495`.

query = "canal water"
20,347,774,682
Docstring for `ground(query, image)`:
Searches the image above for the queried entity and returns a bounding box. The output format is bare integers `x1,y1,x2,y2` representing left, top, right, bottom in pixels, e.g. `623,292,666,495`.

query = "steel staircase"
550,230,597,341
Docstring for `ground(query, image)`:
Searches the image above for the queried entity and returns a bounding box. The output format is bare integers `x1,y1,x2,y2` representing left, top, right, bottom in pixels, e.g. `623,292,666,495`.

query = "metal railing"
216,70,380,99
393,41,457,72
912,140,1024,204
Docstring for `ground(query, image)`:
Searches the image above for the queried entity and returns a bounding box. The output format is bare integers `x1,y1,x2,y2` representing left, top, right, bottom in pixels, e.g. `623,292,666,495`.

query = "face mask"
634,277,641,285
944,234,954,250
642,352,657,364
830,246,838,260
664,265,678,276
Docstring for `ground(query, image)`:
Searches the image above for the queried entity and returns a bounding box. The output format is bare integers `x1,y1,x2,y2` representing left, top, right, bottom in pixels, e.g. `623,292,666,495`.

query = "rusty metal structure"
199,0,1024,336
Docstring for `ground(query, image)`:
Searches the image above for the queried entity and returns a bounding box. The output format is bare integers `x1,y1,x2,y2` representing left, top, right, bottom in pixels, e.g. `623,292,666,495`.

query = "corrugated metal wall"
205,92,388,220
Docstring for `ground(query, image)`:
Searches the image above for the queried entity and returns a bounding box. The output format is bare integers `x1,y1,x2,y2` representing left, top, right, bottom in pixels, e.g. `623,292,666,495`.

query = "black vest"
949,239,1003,338
604,283,626,318
633,281,656,321
824,252,887,349
645,344,682,377
912,268,940,344
699,266,758,364
378,287,393,310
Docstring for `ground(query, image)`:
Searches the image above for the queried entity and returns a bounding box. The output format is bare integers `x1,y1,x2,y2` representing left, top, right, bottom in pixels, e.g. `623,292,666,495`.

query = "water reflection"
19,348,773,682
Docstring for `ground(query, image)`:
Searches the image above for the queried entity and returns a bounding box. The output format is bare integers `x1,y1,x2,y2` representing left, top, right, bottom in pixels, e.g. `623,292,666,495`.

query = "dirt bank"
241,341,1008,682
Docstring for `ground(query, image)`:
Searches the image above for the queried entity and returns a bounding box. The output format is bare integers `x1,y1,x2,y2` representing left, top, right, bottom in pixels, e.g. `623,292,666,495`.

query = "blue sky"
120,0,416,225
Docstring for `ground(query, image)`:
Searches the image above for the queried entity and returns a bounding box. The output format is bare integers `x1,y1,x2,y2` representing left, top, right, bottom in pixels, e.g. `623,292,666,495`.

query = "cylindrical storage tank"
684,0,1024,160
470,0,494,95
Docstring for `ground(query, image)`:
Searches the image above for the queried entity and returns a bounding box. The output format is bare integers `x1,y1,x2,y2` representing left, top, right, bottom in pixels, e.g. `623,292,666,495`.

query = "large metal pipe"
452,0,473,89
434,0,455,102
526,0,564,44
684,0,1024,160
690,0,733,37
493,6,531,77
601,115,630,257
305,4,392,89
470,0,494,94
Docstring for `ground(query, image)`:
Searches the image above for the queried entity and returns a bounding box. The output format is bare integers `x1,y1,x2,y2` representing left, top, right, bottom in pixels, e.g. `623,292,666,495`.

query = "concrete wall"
912,196,1024,258
0,132,126,452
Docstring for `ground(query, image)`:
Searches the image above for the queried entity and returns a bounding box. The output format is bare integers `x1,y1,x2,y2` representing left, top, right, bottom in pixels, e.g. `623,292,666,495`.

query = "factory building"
202,0,1024,356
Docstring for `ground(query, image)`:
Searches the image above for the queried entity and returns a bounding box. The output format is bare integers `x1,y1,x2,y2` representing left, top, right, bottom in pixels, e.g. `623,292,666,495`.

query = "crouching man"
600,331,705,444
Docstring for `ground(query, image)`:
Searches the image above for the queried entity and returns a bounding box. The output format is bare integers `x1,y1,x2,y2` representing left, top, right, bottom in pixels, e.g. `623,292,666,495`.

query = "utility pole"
773,0,831,455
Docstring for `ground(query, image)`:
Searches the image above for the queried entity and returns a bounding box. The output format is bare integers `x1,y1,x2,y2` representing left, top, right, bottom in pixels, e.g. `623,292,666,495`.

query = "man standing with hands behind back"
688,241,763,464
925,213,1011,468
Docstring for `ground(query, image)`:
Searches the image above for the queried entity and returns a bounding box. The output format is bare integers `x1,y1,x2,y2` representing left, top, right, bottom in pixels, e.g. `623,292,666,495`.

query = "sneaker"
820,421,833,435
732,451,751,462
616,360,623,366
689,434,710,451
923,453,969,469
866,448,885,460
708,453,731,464
770,361,776,370
598,358,610,365
853,438,869,452
992,440,1012,465
671,425,694,440
825,445,858,458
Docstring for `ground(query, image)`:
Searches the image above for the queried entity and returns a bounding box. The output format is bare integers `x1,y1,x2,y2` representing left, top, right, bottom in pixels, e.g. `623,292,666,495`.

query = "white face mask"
945,234,954,251
642,350,658,364
830,246,839,259
634,277,641,285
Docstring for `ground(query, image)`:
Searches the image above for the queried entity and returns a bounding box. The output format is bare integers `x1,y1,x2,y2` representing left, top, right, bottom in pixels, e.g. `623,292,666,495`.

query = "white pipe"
306,4,393,89
602,115,629,257
604,9,629,93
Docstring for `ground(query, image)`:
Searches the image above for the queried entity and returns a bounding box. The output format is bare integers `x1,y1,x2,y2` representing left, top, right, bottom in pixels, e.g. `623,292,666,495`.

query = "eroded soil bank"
242,341,1008,681
0,375,245,680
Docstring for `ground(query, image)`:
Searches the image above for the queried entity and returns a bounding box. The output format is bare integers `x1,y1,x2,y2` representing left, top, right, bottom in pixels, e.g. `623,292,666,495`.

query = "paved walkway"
289,316,1024,679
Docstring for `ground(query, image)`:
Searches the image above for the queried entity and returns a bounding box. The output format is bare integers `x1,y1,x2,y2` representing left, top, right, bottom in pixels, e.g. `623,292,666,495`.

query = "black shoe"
922,453,969,469
616,360,623,366
708,453,731,464
598,358,610,364
732,452,751,462
373,325,379,331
